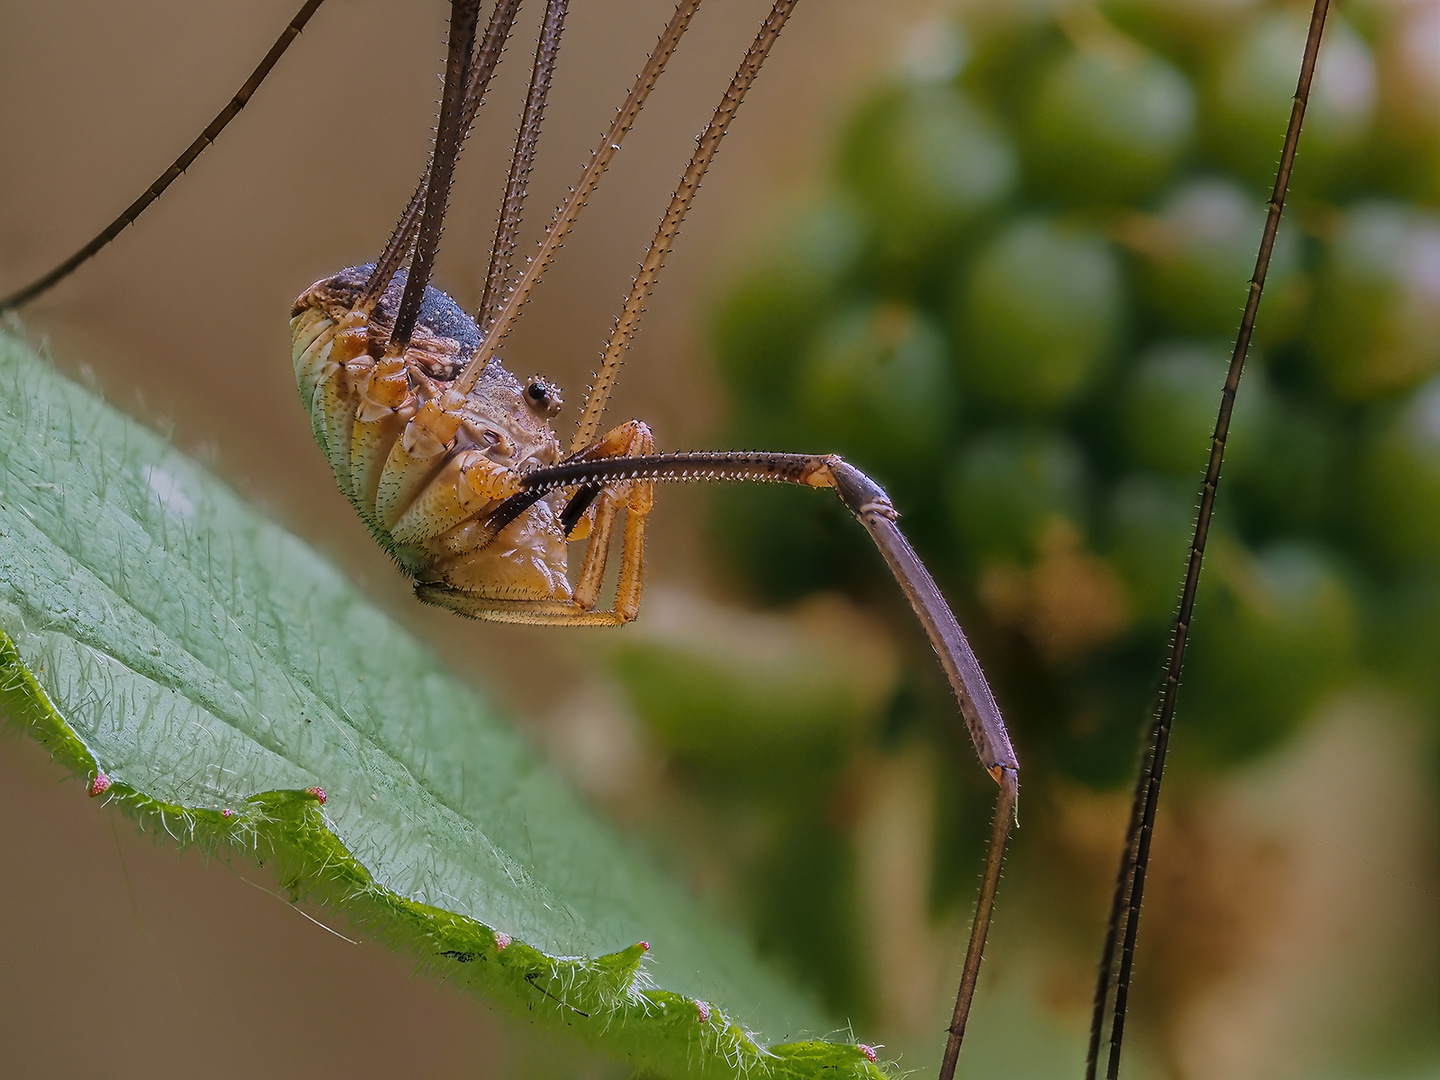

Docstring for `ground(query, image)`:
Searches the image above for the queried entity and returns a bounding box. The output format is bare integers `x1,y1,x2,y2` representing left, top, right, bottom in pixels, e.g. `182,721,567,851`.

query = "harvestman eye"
0,0,1336,1077
525,378,562,417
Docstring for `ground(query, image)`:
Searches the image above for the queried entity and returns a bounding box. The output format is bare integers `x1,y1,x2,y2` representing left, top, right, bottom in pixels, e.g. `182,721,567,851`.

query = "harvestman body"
0,0,1333,1076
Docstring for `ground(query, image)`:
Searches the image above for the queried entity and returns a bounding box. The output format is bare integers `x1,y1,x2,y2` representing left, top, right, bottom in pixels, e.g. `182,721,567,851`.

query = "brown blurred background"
1,0,1437,1078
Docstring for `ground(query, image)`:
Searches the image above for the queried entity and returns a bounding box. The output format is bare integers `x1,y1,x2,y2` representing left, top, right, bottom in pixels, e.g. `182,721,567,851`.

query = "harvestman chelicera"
0,1,1333,1077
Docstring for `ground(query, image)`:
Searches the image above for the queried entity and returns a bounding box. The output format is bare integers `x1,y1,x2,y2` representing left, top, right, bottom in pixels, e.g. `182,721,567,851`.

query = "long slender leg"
479,0,569,332
0,0,328,312
383,0,483,354
358,0,525,313
571,0,801,453
454,0,707,393
515,449,1018,1077
1085,4,1332,1078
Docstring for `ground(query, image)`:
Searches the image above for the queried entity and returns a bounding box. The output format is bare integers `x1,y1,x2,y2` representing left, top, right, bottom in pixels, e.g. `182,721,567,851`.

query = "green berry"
713,198,867,400
1185,541,1356,764
1120,339,1269,478
796,300,956,477
954,217,1124,414
1103,472,1197,629
1202,9,1375,195
948,428,1090,563
1021,37,1195,204
1307,202,1440,401
838,83,1016,269
1359,376,1440,566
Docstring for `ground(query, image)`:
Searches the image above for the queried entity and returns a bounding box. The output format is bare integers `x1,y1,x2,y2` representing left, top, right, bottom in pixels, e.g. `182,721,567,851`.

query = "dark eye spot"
524,377,563,417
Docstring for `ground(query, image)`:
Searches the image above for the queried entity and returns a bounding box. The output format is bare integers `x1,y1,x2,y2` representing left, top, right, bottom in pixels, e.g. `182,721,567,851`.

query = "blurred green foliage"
629,0,1440,1024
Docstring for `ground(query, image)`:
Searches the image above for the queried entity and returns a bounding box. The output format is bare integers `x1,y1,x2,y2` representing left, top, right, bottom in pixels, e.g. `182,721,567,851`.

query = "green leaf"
0,331,885,1080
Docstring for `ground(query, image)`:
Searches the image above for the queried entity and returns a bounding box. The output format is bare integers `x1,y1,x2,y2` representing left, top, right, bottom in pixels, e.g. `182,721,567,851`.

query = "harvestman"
0,0,1332,1076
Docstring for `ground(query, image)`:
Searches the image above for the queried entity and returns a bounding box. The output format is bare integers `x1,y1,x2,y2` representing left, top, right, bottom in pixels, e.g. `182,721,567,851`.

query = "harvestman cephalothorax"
0,0,1332,1075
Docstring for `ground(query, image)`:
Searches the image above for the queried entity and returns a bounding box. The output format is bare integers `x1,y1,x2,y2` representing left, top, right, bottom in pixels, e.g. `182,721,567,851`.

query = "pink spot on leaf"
695,1000,711,1023
495,932,511,952
858,1044,877,1063
304,786,327,804
87,772,111,798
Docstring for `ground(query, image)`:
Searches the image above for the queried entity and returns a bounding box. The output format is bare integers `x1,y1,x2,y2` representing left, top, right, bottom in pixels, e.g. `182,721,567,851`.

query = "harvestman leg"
478,0,569,331
451,0,712,393
357,0,527,318
506,449,1020,1076
1085,2,1332,1077
0,0,331,311
368,0,708,367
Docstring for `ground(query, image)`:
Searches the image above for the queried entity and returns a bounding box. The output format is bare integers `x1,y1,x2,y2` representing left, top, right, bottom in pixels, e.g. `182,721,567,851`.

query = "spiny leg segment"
385,0,484,355
358,0,526,317
479,0,569,332
569,0,800,452
453,0,707,391
363,0,707,364
1084,3,1332,1077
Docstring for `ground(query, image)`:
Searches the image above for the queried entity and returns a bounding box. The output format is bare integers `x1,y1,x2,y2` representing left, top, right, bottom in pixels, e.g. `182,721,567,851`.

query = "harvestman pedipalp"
0,0,1334,1077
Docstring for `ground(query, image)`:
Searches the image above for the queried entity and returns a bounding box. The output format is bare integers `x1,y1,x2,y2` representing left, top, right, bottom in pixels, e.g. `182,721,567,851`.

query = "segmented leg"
359,0,525,314
566,422,655,612
514,448,1019,1077
569,0,800,452
454,0,708,392
383,0,483,354
479,0,569,331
